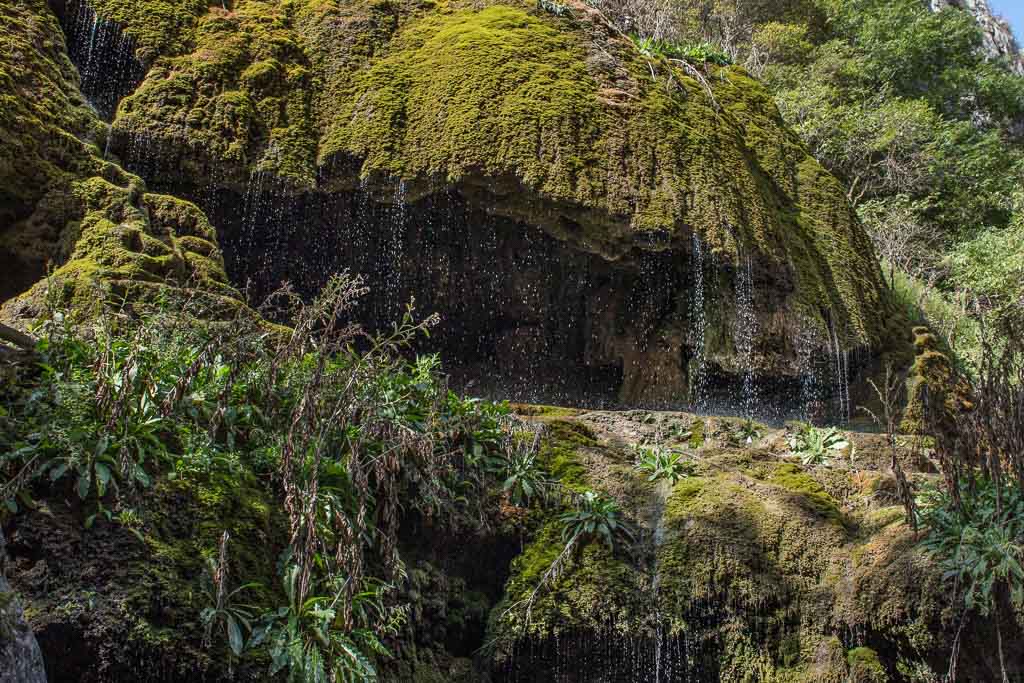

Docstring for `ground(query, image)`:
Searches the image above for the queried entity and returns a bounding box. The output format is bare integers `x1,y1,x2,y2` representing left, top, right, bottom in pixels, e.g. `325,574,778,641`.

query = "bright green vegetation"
919,478,1024,616
630,36,733,66
558,490,633,549
642,0,1024,358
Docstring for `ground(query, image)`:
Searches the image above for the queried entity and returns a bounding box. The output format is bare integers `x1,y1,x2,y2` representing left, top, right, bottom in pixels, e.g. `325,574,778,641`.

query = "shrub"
0,274,524,679
919,478,1024,615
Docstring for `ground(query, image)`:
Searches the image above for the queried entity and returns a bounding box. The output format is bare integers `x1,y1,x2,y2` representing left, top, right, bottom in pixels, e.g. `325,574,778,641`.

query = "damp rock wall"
0,528,47,683
487,410,1024,682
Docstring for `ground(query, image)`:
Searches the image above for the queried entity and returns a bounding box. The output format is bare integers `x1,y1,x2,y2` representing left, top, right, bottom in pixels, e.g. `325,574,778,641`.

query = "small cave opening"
198,185,696,408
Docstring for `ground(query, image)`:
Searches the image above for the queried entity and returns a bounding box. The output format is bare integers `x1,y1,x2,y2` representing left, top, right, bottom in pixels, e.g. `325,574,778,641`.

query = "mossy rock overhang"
19,0,907,408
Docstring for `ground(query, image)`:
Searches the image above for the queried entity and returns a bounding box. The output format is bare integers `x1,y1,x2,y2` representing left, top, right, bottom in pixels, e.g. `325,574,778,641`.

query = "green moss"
494,520,645,640
88,0,209,62
901,326,972,435
324,6,601,191
689,419,706,448
99,0,893,358
847,647,887,683
112,0,317,188
768,463,845,527
511,403,582,419
536,419,597,492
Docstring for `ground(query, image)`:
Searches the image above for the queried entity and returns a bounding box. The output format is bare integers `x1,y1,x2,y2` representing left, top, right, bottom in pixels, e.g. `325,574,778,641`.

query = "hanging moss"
87,0,209,62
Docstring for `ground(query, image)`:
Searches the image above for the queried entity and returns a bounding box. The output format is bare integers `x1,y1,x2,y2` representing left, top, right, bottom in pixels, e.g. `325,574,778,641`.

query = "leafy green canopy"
747,0,1024,348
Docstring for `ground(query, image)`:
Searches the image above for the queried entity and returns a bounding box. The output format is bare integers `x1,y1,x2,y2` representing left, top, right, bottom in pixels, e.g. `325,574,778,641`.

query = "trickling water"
62,0,143,120
385,180,408,317
795,318,824,422
689,234,708,412
649,478,673,683
733,254,758,417
829,317,851,424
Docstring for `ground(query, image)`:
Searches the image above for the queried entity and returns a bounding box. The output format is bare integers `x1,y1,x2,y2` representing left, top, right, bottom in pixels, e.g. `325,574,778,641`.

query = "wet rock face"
0,529,47,683
56,0,146,120
79,0,897,414
186,182,851,414
489,411,1024,682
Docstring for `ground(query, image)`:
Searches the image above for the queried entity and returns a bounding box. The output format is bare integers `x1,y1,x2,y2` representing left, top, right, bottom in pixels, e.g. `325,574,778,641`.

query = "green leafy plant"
537,0,570,17
199,532,260,657
630,35,732,65
737,419,762,444
715,419,763,447
634,445,695,483
251,565,403,683
787,425,851,465
1,275,528,679
559,490,634,549
919,478,1024,615
502,449,547,507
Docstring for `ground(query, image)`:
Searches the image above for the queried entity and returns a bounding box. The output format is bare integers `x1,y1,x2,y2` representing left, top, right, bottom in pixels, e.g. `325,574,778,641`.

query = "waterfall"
385,180,408,317
0,528,47,683
734,254,758,417
649,478,672,683
63,0,143,120
795,318,821,422
690,234,708,412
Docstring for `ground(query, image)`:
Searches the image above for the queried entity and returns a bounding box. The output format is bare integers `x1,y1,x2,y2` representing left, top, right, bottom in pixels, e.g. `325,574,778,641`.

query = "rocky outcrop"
5,0,908,411
932,0,1024,74
489,409,1024,681
0,528,46,683
0,0,242,325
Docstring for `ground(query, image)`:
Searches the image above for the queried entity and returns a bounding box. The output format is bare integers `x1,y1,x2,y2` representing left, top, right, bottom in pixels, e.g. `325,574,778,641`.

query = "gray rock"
0,527,47,683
